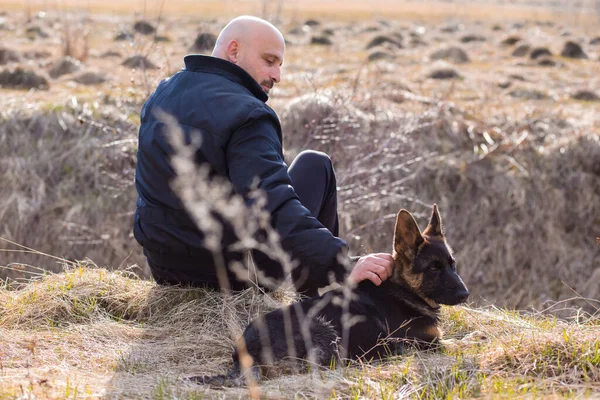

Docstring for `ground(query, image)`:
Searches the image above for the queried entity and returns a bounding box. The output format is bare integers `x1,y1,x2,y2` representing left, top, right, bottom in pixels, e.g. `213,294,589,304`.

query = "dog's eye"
428,263,441,272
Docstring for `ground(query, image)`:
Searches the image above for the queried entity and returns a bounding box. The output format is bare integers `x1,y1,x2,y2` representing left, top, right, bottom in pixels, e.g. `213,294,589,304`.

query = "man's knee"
294,150,334,173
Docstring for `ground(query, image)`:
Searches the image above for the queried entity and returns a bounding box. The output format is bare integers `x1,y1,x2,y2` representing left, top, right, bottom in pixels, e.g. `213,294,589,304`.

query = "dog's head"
391,204,469,307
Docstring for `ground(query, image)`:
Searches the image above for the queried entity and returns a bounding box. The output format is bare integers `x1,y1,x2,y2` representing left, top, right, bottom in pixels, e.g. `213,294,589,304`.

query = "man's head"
212,16,285,95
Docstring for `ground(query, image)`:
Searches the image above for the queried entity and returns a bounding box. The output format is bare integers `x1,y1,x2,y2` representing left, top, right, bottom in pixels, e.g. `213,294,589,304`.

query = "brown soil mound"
571,90,600,101
530,47,552,59
25,25,49,39
367,50,395,62
0,66,49,89
460,34,486,43
48,56,82,79
72,71,107,85
560,41,588,59
537,57,558,67
365,35,402,50
310,35,332,46
100,50,121,58
428,67,462,79
440,23,464,33
133,20,155,35
189,32,217,53
114,31,132,41
121,55,159,70
22,50,52,59
508,88,548,100
512,44,530,57
500,35,521,46
154,35,170,43
0,47,20,65
430,46,470,64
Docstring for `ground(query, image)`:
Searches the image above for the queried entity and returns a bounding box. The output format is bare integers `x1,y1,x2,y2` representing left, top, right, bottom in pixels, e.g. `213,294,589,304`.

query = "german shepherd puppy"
192,204,469,386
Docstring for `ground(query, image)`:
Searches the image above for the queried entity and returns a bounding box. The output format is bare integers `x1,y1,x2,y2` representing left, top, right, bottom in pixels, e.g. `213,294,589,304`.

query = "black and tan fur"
191,204,469,386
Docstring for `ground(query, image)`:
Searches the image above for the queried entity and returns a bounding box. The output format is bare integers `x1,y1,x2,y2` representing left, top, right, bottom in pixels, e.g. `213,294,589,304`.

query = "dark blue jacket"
134,55,349,292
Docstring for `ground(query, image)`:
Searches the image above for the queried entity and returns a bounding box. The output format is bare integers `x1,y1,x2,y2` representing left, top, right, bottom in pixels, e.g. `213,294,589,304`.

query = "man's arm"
226,106,349,290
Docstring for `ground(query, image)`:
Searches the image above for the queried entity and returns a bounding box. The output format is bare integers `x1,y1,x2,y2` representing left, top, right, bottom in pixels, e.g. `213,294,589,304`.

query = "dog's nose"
456,289,469,303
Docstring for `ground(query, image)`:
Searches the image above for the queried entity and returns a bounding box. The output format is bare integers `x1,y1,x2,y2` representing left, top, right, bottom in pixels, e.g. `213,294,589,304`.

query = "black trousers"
288,150,339,237
147,150,339,292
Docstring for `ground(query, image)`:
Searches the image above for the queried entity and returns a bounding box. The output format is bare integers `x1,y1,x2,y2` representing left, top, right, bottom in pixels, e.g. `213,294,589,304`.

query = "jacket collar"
183,55,268,102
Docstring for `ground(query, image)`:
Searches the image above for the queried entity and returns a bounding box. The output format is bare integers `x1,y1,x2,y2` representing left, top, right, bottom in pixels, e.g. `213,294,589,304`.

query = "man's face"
235,33,284,95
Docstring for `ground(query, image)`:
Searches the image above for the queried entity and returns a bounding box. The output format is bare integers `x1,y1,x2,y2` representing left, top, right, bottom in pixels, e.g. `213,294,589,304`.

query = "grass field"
1,0,599,398
1,266,598,399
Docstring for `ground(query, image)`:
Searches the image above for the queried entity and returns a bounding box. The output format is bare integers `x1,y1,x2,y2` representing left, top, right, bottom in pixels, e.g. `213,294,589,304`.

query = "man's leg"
144,248,249,291
250,150,340,296
287,150,339,236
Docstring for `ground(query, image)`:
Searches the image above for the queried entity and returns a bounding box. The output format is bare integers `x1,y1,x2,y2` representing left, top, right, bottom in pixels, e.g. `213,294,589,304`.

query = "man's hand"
347,253,394,286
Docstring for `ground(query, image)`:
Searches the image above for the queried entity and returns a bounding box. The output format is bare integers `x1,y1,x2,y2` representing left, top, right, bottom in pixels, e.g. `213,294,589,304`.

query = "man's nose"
272,66,281,83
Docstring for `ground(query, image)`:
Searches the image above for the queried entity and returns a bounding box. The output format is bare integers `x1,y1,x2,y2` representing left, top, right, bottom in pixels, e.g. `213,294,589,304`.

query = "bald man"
133,16,393,295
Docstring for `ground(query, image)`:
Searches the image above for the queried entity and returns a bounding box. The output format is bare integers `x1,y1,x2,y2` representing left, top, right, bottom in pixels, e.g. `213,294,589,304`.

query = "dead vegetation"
0,1,599,396
0,267,597,398
0,107,142,281
0,2,598,313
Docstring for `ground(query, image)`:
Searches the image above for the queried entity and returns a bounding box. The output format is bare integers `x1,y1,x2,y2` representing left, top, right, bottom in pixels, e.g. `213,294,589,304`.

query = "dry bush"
282,91,600,315
1,88,597,320
61,19,89,62
0,107,143,281
0,96,598,397
280,91,374,167
408,115,600,314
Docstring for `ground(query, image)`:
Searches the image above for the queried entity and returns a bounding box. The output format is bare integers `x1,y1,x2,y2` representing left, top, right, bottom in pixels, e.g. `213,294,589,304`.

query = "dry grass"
2,10,599,307
0,106,144,281
0,267,598,399
1,2,600,396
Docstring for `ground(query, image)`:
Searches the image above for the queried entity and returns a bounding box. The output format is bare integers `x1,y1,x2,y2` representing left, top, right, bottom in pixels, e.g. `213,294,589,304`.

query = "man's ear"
423,204,444,237
394,210,424,257
225,40,239,63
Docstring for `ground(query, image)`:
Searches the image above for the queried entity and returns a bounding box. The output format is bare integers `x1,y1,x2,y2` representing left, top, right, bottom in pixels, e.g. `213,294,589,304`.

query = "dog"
191,204,469,386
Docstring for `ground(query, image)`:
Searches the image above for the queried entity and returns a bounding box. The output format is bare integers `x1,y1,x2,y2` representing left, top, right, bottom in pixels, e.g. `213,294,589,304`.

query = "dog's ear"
423,204,444,238
394,209,424,256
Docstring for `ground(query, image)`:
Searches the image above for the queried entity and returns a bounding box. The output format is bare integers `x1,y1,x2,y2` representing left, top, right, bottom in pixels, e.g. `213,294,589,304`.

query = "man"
133,16,393,296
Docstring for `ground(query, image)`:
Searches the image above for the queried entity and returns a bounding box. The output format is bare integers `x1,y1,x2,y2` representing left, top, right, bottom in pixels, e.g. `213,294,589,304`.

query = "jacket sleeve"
226,106,349,290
